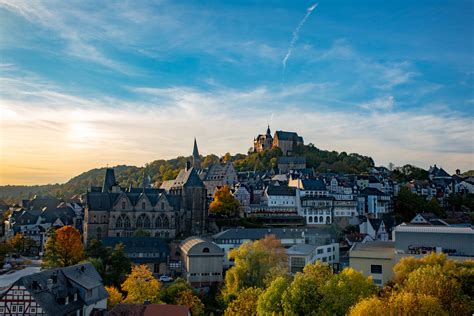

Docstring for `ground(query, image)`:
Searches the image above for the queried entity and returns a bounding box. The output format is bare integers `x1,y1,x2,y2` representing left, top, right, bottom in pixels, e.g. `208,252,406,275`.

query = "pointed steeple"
192,138,201,169
102,168,117,193
266,125,271,137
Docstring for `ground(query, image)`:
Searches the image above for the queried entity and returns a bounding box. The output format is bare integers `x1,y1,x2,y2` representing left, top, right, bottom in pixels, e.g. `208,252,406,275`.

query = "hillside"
0,145,375,202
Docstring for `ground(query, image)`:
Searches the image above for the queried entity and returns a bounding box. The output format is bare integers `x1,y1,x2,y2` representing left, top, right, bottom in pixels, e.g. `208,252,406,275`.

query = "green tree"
133,229,151,237
257,276,289,316
281,262,333,315
9,233,38,256
224,287,263,316
222,235,287,302
105,243,131,287
209,185,240,217
319,267,377,315
394,187,428,222
161,278,193,303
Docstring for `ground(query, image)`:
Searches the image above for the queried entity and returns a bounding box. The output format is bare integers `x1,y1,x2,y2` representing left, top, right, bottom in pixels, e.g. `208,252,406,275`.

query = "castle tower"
192,138,201,170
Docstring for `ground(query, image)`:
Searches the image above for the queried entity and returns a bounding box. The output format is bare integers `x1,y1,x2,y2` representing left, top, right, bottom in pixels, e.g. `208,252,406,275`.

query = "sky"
0,0,473,185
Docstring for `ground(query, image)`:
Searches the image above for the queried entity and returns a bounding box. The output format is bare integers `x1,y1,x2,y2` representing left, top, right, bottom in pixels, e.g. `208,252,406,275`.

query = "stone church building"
84,158,207,244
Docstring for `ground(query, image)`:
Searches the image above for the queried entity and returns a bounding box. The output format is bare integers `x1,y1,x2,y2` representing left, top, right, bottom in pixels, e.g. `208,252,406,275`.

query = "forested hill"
1,144,376,202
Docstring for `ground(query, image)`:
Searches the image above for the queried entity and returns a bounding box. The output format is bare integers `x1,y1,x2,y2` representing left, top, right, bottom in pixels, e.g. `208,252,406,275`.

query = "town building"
357,187,392,218
287,242,340,273
359,217,389,241
180,237,224,287
277,156,306,174
273,131,304,156
85,162,207,244
199,161,238,197
0,262,107,315
300,196,333,225
253,125,274,153
102,237,170,275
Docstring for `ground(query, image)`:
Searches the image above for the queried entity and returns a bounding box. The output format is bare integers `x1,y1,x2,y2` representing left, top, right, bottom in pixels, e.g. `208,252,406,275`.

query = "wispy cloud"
282,3,318,72
1,71,472,184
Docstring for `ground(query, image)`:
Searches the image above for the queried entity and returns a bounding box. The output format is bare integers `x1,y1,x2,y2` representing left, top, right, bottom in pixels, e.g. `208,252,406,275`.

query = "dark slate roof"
15,209,41,225
368,218,383,231
86,192,112,210
172,167,205,188
274,130,301,141
22,196,62,210
301,179,327,191
359,187,389,196
102,237,169,253
213,227,335,241
266,185,296,196
5,263,107,316
102,168,118,193
278,156,306,164
40,207,76,225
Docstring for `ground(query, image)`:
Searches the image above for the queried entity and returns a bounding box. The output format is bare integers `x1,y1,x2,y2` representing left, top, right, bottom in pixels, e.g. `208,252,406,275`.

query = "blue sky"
0,0,473,184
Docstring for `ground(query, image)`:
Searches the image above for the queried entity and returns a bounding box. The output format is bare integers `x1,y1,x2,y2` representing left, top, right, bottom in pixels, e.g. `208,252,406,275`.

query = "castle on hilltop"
254,126,304,156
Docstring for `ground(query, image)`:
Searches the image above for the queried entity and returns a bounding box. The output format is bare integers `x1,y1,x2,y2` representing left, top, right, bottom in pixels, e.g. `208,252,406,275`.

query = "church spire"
192,138,201,169
266,124,271,137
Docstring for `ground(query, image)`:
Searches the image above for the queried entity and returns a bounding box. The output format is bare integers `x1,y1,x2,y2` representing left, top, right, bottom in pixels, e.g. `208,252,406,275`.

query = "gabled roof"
266,185,296,196
301,179,327,191
368,218,384,231
172,167,205,188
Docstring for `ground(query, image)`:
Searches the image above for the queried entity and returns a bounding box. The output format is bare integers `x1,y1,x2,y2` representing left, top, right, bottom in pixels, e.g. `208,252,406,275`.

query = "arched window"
319,216,324,223
326,216,331,223
116,217,123,228
163,216,169,228
156,216,163,228
137,214,150,228
124,216,131,228
309,217,313,223
202,247,210,253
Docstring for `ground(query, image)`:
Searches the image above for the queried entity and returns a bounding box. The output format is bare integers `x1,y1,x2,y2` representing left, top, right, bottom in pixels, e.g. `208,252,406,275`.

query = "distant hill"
0,144,376,203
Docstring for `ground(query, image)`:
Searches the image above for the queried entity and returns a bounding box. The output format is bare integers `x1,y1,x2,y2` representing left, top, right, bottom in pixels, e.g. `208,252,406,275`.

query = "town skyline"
1,1,473,185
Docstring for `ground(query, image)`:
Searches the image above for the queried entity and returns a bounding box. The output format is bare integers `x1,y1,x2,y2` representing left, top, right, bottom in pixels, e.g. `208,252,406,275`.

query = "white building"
287,242,340,274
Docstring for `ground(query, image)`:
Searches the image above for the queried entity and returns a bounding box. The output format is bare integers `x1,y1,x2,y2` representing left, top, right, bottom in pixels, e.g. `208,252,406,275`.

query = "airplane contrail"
282,3,318,73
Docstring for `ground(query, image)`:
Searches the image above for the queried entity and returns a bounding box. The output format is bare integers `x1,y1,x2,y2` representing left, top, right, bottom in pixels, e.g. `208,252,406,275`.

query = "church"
83,144,207,244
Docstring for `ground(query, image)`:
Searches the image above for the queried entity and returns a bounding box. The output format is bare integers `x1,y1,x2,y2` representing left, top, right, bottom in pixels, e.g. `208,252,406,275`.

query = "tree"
222,235,287,302
85,239,108,262
105,286,123,309
9,233,38,256
176,289,205,316
43,226,84,268
427,198,445,217
394,187,428,222
224,287,263,316
319,267,376,315
257,276,289,316
105,243,131,287
121,265,161,304
161,278,193,303
0,242,13,263
348,296,385,316
209,185,240,217
281,262,333,315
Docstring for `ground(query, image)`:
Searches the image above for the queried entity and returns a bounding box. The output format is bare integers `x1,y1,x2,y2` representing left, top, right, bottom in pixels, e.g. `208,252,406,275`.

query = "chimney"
47,278,53,291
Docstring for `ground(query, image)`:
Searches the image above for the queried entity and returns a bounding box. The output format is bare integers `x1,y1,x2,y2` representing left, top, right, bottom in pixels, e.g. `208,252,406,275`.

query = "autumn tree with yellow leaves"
209,185,240,216
121,265,161,304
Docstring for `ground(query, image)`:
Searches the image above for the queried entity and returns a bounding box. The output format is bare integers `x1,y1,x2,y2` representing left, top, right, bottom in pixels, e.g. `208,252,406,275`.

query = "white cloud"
360,96,395,111
1,72,473,184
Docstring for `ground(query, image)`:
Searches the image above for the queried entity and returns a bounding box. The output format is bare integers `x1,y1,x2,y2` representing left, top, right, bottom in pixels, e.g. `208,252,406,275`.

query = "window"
371,265,382,274
327,247,332,253
30,307,36,313
12,305,17,312
18,305,24,313
161,202,165,210
317,249,323,254
203,247,210,253
122,201,126,209
373,279,382,285
142,202,146,209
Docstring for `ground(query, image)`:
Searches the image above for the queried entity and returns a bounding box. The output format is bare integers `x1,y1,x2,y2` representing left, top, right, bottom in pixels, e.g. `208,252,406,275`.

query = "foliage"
222,236,288,302
349,292,447,316
392,253,473,314
85,240,131,287
42,226,84,268
224,287,263,316
319,267,377,315
394,187,431,222
105,243,132,287
176,289,205,316
281,262,333,315
257,276,289,316
121,265,161,304
446,193,474,212
391,164,429,182
160,278,193,303
132,229,151,237
8,233,38,256
0,242,13,263
209,185,240,216
105,286,123,309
